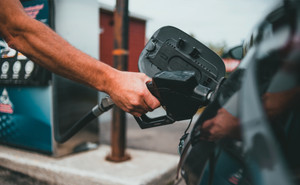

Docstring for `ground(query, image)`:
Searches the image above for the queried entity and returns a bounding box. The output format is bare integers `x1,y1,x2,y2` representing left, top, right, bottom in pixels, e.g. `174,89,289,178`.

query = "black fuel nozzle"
134,70,225,129
92,96,114,117
193,84,212,105
135,71,204,129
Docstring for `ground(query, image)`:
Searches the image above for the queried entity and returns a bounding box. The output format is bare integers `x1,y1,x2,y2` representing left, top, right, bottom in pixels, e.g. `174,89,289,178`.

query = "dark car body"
179,1,300,185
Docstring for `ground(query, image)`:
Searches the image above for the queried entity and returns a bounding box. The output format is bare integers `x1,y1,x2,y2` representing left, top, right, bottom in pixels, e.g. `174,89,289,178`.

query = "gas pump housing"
0,0,100,156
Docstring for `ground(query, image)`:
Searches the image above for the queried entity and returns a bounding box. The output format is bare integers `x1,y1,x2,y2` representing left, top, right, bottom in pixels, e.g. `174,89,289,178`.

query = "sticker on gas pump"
12,61,21,79
24,4,44,19
1,61,9,79
0,41,16,58
25,60,34,79
17,52,27,60
0,88,14,114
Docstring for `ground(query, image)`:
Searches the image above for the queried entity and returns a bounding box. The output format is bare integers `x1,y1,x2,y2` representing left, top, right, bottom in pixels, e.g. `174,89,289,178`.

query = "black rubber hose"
55,97,114,143
55,111,97,143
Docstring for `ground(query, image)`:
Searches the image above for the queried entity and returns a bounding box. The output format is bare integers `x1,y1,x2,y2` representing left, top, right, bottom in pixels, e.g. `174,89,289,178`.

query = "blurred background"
98,0,281,75
100,0,280,50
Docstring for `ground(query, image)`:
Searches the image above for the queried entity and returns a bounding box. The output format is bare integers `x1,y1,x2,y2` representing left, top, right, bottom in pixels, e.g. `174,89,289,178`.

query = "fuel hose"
55,97,114,143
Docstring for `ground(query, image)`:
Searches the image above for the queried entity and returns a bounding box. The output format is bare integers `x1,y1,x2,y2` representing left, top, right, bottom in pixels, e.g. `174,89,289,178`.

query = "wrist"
94,63,119,94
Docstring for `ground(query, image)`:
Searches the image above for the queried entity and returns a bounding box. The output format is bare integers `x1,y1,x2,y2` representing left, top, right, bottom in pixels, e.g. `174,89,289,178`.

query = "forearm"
14,20,116,91
2,6,115,92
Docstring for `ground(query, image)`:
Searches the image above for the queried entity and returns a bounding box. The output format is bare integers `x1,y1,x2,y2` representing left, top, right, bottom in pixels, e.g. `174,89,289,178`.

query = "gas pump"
0,0,100,156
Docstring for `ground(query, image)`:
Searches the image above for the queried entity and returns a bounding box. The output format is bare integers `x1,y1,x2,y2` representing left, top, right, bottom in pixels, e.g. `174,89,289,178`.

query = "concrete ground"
0,109,198,185
99,108,198,155
0,166,51,185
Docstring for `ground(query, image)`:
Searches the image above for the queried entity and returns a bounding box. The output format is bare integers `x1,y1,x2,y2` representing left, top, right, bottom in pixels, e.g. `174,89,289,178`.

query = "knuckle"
139,89,147,97
125,104,134,112
131,99,140,107
134,91,145,101
141,73,149,79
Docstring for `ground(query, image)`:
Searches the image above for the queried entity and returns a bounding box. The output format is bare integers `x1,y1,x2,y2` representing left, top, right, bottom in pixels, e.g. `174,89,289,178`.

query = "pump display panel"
0,0,54,154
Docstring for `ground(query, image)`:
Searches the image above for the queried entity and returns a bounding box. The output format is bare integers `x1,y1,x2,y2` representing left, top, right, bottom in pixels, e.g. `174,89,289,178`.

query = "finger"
131,109,145,117
136,96,153,112
129,106,148,117
201,119,214,131
218,108,227,114
143,75,152,82
132,112,142,117
143,77,161,110
143,90,160,110
113,99,146,117
143,99,154,112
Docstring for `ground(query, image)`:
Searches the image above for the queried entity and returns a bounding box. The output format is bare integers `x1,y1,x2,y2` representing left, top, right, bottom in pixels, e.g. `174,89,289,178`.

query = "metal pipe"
106,0,131,162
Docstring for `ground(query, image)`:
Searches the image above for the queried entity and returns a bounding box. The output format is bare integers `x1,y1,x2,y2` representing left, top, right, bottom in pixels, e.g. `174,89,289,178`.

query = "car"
179,0,300,185
221,45,243,74
133,0,300,184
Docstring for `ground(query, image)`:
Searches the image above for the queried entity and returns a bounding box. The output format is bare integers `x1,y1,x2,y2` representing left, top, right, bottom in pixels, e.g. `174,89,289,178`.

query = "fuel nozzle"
135,71,204,129
92,96,114,117
193,84,212,105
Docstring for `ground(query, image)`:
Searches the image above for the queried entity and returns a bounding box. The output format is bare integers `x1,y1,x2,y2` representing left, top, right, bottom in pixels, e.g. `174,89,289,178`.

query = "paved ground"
0,108,198,185
99,109,198,155
0,166,54,185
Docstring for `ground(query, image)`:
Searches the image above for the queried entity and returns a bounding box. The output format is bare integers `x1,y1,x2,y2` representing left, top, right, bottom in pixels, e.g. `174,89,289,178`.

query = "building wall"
99,9,146,72
99,10,114,68
55,0,99,60
128,17,146,72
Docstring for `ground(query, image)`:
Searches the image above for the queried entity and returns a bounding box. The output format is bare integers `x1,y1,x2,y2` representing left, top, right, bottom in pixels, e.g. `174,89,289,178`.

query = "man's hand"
200,108,240,141
106,70,160,117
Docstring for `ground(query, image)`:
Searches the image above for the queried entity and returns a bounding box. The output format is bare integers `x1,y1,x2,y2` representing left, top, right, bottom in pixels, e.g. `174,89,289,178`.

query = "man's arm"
0,0,160,116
